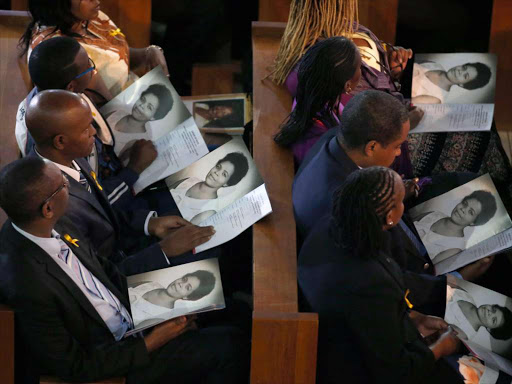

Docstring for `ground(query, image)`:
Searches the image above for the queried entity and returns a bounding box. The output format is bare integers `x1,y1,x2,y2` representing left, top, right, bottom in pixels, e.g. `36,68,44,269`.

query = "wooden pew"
251,21,318,384
0,10,30,224
10,0,151,48
490,0,512,156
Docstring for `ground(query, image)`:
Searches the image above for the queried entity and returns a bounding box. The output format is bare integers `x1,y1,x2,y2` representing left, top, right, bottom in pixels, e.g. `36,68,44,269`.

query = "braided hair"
271,0,358,85
330,166,398,258
274,37,359,147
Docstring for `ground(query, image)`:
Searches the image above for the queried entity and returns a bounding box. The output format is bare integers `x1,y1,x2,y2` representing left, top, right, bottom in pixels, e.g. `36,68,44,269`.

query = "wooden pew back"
0,10,31,225
251,21,318,384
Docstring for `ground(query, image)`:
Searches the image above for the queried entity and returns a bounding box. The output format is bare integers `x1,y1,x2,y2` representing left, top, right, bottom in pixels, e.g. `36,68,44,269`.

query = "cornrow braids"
270,0,358,85
330,166,397,258
274,37,358,147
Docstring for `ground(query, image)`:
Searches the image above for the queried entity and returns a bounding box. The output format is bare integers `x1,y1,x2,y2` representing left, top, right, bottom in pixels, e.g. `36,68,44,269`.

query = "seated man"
16,36,171,212
0,157,249,383
294,90,493,313
26,89,214,275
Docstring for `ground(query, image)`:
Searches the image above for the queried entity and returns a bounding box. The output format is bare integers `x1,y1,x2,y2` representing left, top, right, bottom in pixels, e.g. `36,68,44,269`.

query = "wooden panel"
10,0,28,10
257,0,399,44
191,63,241,96
40,377,125,384
252,22,296,313
0,305,15,384
258,0,290,22
358,0,399,44
251,312,318,384
9,0,151,48
99,0,151,48
489,0,512,134
0,10,30,225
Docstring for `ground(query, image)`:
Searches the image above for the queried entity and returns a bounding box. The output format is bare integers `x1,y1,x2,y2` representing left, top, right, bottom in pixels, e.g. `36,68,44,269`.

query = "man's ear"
53,134,66,150
66,80,78,93
40,201,54,220
364,140,378,157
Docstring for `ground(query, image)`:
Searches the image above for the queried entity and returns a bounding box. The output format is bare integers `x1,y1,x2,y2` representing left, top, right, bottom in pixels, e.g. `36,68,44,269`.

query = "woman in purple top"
274,37,361,165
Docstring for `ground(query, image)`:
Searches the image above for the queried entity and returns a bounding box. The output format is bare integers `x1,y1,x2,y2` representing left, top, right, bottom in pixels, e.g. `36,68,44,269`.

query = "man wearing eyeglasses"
16,36,165,212
0,157,249,384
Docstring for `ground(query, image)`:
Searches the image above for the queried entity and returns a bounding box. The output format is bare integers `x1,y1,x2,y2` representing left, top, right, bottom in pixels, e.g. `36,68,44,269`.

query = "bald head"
26,90,90,144
0,158,66,225
26,90,96,162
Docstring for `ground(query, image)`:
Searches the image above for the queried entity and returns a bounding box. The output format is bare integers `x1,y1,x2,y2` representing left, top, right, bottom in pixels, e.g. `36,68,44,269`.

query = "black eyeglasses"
41,175,69,208
74,58,96,80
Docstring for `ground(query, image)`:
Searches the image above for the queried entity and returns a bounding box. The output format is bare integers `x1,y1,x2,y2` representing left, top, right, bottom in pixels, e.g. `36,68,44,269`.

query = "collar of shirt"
35,149,82,182
12,223,62,258
80,93,113,146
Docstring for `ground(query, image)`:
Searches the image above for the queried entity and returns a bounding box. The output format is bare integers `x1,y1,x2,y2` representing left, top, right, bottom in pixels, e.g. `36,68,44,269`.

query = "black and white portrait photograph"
126,258,224,331
412,53,497,104
101,66,192,158
409,174,512,264
192,98,245,129
166,137,263,224
446,278,512,358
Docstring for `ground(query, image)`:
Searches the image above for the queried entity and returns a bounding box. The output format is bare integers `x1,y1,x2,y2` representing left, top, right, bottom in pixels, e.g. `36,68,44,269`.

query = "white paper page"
411,104,494,133
195,184,272,253
133,117,208,193
435,228,512,275
464,340,512,378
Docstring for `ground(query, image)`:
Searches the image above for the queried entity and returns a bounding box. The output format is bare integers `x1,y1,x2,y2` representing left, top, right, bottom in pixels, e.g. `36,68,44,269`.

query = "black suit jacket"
26,153,168,275
293,133,446,316
0,219,151,382
298,222,462,384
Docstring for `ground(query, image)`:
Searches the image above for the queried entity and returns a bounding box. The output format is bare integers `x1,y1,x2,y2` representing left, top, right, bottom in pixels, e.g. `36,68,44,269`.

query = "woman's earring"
345,85,352,94
388,221,394,225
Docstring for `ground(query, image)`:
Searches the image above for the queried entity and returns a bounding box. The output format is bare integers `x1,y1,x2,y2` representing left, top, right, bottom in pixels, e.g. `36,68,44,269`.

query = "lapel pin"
90,171,103,191
63,234,80,248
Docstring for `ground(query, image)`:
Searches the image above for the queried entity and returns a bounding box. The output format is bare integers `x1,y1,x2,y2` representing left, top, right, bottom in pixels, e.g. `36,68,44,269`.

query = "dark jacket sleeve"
402,271,447,318
101,167,140,209
340,276,437,384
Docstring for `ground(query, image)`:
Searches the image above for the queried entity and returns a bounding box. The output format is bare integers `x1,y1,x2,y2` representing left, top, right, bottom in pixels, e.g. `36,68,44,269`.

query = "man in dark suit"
16,36,176,213
26,90,215,275
293,90,493,314
0,157,248,383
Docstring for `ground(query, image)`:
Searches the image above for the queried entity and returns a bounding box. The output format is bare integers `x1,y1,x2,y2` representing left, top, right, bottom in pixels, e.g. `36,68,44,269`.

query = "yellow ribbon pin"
404,289,414,309
109,28,125,38
64,234,80,248
90,171,103,191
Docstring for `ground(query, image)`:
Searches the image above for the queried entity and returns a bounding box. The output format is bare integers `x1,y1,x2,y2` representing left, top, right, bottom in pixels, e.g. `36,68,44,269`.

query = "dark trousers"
127,326,249,384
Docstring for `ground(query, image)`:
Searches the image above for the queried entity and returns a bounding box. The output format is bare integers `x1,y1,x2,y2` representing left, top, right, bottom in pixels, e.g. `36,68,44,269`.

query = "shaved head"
25,90,96,162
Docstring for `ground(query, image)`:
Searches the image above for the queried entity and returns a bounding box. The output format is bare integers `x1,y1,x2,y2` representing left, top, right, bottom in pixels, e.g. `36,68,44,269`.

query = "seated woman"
170,152,249,224
298,166,507,383
414,190,497,263
273,36,361,165
445,285,512,344
21,0,169,99
412,61,492,104
272,0,512,204
129,270,216,327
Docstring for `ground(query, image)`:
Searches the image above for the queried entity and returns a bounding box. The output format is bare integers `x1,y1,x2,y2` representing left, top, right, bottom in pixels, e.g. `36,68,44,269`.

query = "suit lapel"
5,223,109,329
70,158,119,230
61,234,130,310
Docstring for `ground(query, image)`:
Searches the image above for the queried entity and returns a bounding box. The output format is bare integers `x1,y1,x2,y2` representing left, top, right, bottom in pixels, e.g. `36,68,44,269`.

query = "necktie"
79,171,92,193
398,219,428,257
56,236,133,328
